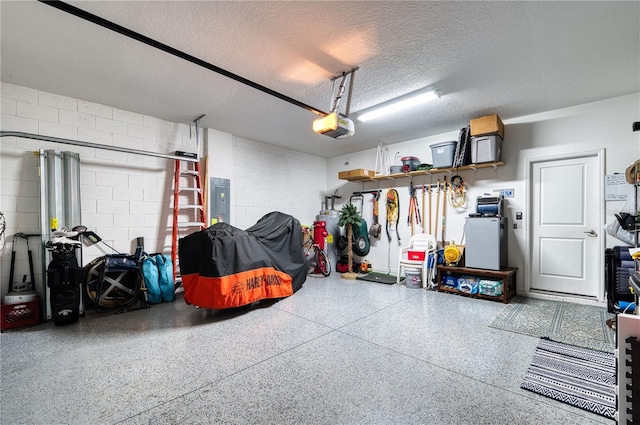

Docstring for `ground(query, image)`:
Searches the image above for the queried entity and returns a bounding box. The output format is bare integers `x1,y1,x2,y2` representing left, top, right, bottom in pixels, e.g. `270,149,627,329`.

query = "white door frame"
524,149,606,303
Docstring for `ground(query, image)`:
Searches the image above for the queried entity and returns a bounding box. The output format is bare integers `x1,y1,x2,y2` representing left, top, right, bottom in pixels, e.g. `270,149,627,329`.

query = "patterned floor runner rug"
521,338,616,419
489,296,615,352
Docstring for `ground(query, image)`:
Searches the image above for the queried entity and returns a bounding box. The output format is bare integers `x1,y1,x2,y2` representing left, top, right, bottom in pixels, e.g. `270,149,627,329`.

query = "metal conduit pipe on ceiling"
0,131,198,162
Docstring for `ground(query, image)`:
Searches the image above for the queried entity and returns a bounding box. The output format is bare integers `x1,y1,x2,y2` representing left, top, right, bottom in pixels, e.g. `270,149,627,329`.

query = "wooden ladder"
171,155,206,284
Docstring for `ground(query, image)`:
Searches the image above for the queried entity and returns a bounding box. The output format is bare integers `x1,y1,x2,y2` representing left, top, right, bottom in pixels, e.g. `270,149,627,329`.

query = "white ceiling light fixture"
357,88,440,122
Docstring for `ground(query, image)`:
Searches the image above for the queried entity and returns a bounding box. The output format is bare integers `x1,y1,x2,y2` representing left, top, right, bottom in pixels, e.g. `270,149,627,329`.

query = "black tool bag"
47,249,83,326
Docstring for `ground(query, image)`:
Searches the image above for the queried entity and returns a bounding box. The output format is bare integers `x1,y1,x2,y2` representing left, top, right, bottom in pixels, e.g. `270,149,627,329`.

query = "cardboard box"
338,169,375,180
470,114,504,139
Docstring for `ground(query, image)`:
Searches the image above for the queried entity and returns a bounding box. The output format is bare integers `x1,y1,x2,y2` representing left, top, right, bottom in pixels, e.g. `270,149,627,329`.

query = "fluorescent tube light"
357,89,440,122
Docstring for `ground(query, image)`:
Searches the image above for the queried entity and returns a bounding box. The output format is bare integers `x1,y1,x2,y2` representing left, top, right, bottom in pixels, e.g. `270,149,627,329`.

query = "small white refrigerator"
464,216,508,270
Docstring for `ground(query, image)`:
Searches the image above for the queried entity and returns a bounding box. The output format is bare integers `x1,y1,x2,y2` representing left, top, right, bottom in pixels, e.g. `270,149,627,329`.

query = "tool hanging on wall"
441,176,448,247
386,188,401,245
428,184,432,236
421,185,426,234
448,174,467,209
368,191,382,238
407,183,421,236
433,179,440,241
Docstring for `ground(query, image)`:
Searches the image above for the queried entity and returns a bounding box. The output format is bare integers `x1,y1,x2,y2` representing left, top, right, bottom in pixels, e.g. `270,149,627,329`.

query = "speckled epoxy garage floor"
1,275,614,425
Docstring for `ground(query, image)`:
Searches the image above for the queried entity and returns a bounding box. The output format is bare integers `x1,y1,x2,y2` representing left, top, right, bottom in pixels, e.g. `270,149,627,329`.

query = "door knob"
584,230,597,237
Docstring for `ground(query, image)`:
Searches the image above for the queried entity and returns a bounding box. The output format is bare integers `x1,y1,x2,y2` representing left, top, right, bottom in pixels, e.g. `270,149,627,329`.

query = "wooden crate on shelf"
338,169,375,181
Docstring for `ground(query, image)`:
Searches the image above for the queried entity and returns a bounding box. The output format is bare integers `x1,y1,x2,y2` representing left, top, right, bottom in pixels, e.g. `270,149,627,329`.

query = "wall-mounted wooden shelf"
339,161,505,182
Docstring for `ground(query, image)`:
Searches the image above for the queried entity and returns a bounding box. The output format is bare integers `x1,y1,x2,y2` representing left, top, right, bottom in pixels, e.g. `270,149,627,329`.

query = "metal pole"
1,132,198,162
38,150,48,320
62,151,82,229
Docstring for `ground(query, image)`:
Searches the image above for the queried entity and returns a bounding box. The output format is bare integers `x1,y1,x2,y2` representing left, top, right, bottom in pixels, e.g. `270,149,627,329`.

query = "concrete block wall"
231,136,326,228
0,82,198,295
1,82,329,297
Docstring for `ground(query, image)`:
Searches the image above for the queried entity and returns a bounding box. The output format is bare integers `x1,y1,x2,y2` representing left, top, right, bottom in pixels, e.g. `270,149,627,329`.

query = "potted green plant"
338,203,363,280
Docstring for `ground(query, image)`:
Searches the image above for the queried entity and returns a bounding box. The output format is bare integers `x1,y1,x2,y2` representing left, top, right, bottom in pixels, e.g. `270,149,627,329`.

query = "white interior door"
529,152,603,300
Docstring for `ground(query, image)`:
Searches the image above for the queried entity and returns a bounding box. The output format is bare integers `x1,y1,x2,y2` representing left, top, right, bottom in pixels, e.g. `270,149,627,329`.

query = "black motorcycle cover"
179,212,307,309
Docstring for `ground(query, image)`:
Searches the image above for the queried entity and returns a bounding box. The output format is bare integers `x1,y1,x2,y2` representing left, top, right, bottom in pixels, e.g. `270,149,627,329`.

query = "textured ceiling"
1,1,639,158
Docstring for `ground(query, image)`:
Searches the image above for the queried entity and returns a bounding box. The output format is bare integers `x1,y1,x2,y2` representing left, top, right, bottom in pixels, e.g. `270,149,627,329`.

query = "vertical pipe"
62,151,82,229
39,150,48,320
63,151,83,314
46,151,64,229
43,150,62,320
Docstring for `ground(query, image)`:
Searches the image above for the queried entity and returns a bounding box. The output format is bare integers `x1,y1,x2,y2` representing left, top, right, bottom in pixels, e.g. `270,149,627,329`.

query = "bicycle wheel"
314,248,331,277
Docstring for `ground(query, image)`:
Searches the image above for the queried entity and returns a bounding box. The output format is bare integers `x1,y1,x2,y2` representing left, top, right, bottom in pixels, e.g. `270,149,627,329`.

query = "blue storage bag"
156,254,175,302
141,255,162,304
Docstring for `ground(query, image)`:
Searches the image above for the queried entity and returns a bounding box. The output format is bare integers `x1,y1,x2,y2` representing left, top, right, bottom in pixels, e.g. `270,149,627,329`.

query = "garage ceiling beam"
39,0,329,117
